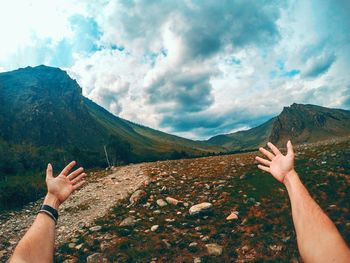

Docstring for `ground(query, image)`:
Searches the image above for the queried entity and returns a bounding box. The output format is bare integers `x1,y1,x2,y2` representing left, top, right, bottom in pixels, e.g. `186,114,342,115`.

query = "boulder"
189,202,213,215
205,243,223,256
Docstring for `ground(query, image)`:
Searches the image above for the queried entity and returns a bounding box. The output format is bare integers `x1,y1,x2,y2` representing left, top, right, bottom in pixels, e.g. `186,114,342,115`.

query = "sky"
0,0,349,140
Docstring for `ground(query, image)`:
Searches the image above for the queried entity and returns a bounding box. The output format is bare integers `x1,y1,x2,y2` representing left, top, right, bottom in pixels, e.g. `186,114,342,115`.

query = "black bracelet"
39,205,59,224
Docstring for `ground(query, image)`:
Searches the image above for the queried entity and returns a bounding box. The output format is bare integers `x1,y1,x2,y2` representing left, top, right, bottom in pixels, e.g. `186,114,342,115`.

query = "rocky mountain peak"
269,103,350,145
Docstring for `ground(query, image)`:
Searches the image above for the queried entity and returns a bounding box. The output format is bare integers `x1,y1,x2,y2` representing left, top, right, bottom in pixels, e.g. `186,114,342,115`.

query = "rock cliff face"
207,103,350,150
268,103,350,146
0,65,102,148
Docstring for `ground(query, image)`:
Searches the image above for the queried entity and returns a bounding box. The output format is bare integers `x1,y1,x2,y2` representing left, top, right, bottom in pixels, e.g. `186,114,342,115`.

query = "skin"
256,140,350,263
10,161,86,263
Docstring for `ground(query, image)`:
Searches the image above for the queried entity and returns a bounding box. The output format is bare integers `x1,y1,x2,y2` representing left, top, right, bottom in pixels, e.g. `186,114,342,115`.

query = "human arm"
255,141,350,263
10,161,86,263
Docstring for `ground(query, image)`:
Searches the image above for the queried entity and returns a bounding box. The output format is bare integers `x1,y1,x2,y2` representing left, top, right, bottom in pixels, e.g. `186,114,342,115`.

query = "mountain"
206,103,350,151
0,65,222,178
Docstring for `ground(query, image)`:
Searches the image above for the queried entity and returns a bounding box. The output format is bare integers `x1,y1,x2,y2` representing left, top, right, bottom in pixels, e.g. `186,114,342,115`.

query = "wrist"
282,169,298,187
43,193,60,210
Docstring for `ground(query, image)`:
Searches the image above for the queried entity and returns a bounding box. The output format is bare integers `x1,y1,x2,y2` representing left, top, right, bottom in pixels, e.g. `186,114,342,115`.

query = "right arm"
256,141,350,263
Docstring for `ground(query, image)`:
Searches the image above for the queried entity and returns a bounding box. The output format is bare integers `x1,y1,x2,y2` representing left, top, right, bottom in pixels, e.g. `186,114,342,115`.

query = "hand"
255,140,295,184
44,161,86,209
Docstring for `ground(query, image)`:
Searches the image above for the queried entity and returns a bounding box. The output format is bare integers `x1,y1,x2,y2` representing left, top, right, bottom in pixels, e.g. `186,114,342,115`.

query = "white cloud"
1,0,349,140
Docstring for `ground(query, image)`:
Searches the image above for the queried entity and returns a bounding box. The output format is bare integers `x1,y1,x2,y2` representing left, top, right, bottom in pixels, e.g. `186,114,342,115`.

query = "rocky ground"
0,163,149,261
1,138,349,262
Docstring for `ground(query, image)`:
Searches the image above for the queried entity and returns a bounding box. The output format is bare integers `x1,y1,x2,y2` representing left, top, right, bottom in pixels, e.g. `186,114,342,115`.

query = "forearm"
10,194,58,263
284,170,350,263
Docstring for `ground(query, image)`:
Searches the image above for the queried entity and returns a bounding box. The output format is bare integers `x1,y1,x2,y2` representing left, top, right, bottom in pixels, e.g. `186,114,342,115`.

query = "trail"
0,163,150,261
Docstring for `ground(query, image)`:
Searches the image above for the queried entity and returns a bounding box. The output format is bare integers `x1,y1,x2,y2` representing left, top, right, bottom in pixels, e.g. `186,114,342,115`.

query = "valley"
0,137,349,262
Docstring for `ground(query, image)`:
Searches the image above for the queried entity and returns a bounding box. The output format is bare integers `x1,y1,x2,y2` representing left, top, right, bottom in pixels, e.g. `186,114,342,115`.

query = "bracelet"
39,205,59,224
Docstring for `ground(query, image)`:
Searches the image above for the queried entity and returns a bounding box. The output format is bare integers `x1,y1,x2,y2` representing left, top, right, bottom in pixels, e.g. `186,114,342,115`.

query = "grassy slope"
84,98,224,158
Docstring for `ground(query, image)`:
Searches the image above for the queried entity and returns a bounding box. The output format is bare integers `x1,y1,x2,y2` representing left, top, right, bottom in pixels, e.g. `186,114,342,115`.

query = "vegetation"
0,65,222,212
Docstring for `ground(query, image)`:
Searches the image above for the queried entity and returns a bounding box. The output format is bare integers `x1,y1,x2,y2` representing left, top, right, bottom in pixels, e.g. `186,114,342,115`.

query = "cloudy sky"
0,0,349,139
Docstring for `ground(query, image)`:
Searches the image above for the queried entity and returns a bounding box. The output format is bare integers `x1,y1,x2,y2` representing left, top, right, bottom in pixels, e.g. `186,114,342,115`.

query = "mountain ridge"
206,103,350,151
0,65,223,177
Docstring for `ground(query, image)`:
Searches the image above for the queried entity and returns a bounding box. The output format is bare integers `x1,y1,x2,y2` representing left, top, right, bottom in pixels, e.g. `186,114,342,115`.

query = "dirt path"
0,163,150,261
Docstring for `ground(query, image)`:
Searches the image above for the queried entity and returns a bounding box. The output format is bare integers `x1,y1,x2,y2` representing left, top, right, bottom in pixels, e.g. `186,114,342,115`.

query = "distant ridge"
206,103,350,151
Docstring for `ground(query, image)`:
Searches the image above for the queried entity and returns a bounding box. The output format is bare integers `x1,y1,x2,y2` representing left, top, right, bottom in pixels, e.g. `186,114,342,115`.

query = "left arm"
10,161,86,263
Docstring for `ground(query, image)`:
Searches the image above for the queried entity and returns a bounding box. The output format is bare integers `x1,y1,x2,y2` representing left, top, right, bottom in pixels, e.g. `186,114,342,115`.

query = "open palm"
46,161,86,205
255,140,295,183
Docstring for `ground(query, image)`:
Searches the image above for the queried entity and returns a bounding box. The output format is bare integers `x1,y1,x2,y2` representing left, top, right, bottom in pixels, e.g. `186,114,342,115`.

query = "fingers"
258,164,270,173
255,156,271,166
71,173,86,184
267,142,281,156
287,140,294,156
46,163,53,179
73,180,86,190
259,147,275,160
61,161,76,176
67,167,84,180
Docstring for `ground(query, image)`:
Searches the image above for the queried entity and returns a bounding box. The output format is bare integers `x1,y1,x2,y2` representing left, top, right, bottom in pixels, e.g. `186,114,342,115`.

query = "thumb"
287,140,294,156
46,163,53,179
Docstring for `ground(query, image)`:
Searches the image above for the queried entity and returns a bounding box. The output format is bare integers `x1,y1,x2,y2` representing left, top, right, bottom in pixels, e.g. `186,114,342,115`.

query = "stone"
226,212,238,220
269,245,283,251
166,196,181,205
151,225,159,232
119,216,137,227
156,199,168,207
189,202,213,215
189,242,198,247
206,243,223,256
129,190,147,205
68,243,76,248
86,253,108,263
89,225,102,232
194,257,202,263
201,236,210,242
75,244,83,250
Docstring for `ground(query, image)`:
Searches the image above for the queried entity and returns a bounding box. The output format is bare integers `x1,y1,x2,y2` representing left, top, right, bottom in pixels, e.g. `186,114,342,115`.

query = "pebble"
201,236,210,242
156,199,168,207
165,196,181,205
151,225,159,232
119,216,137,227
205,243,223,256
68,243,76,248
89,226,102,232
189,242,198,247
226,212,238,220
86,253,107,263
